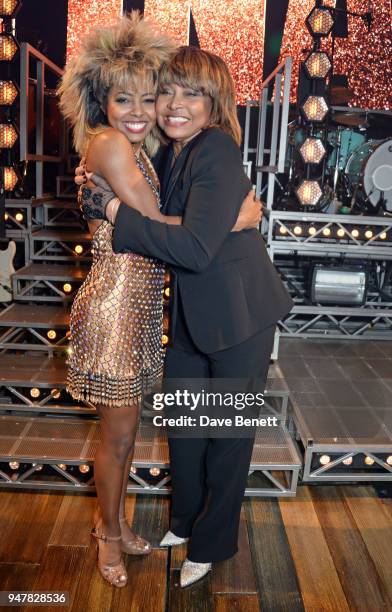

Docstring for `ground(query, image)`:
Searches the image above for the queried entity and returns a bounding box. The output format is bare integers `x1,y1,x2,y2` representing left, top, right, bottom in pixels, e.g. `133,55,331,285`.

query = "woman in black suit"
80,46,293,587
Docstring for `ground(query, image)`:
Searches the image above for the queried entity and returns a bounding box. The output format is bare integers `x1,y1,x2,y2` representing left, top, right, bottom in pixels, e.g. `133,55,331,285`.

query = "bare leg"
118,404,142,542
94,402,141,566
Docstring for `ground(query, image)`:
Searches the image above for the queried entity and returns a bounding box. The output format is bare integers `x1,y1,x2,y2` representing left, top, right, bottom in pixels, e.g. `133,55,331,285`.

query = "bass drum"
345,139,392,211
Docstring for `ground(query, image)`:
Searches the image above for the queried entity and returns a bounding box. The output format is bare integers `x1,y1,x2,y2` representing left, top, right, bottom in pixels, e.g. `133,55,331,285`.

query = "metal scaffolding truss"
30,230,92,262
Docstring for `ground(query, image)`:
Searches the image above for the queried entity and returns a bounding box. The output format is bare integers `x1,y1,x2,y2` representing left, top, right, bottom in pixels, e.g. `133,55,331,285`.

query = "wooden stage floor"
0,483,391,611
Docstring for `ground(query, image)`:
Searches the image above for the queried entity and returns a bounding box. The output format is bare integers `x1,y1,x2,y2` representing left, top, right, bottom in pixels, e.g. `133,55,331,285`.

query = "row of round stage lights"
319,454,392,466
0,1,21,194
296,1,336,208
278,224,389,240
7,462,162,477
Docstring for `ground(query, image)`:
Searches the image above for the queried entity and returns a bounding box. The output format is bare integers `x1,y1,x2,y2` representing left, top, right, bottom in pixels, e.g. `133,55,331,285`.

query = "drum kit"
283,86,392,215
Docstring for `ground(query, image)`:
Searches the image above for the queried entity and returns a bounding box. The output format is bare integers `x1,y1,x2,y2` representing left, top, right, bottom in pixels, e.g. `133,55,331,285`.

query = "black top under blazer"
112,127,293,354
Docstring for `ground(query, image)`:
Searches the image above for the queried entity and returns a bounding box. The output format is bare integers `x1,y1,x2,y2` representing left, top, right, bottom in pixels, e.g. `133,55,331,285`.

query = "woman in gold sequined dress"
58,14,179,588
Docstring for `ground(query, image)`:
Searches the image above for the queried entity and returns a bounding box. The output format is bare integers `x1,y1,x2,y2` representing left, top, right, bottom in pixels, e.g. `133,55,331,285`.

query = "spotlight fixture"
74,244,83,254
47,330,57,340
311,266,368,305
162,334,169,345
279,225,288,235
293,225,302,236
51,389,61,399
4,213,8,220
164,287,170,298
3,166,18,190
130,466,137,474
319,454,330,465
0,122,18,148
302,95,329,123
342,457,353,466
9,461,20,469
149,467,161,476
304,51,332,79
351,229,360,239
30,387,40,398
306,6,335,37
337,228,345,238
379,232,387,240
15,212,23,222
364,229,373,239
296,180,323,206
63,283,72,293
364,456,374,466
308,226,317,236
322,227,331,237
79,464,90,473
387,456,392,465
57,463,67,470
0,80,18,105
0,34,18,61
0,0,20,17
300,137,326,164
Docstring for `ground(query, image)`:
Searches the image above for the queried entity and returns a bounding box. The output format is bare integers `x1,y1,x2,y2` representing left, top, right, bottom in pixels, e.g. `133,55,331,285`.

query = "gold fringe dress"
66,152,165,407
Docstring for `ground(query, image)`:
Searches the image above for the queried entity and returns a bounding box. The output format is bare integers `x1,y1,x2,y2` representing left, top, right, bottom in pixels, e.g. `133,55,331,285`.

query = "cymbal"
330,85,353,104
332,111,369,128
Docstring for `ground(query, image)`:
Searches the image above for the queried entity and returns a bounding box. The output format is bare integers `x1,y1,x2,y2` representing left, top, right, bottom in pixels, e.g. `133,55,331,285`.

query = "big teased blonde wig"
58,12,176,156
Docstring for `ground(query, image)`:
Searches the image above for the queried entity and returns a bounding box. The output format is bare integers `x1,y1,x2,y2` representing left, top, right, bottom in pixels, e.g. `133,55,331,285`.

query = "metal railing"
19,43,65,198
243,56,293,210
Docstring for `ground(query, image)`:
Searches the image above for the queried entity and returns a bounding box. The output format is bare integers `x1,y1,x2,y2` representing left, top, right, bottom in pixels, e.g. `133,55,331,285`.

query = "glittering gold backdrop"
66,0,123,61
66,0,390,109
144,0,265,105
279,0,392,110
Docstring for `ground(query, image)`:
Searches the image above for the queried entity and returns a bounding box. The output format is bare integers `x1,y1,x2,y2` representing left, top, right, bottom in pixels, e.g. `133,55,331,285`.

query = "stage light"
380,232,387,240
342,457,353,466
296,180,323,206
0,34,18,61
311,266,368,305
149,467,161,476
0,122,18,148
57,464,67,470
0,0,20,17
306,6,334,37
351,229,360,239
294,225,302,236
364,456,374,466
3,166,18,190
79,464,90,473
387,456,392,465
162,334,169,345
365,229,374,239
337,228,345,238
279,225,288,235
308,226,317,236
322,227,331,237
164,287,170,298
302,96,329,123
74,244,83,254
0,80,18,105
9,461,20,469
4,212,8,220
130,466,137,475
30,388,40,398
63,283,72,293
51,389,61,399
300,137,326,164
319,454,330,465
15,212,23,222
47,330,57,340
304,51,332,79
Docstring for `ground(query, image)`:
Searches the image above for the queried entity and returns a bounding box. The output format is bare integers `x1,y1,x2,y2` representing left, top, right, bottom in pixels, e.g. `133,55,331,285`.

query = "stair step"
31,230,92,261
0,303,69,328
12,263,88,303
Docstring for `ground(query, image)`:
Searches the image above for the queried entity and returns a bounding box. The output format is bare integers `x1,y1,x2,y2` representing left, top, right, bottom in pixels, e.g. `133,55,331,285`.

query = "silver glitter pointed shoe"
180,558,212,587
159,530,189,547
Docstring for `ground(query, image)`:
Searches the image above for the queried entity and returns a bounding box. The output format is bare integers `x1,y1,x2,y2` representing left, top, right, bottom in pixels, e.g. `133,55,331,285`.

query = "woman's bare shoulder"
87,128,135,172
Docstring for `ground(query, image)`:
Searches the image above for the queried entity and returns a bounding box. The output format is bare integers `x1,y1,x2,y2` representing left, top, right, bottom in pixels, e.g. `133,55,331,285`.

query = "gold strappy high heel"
119,517,151,555
91,526,128,588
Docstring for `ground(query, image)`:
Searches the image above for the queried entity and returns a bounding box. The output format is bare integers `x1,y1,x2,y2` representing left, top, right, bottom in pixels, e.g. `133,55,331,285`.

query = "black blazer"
113,127,293,353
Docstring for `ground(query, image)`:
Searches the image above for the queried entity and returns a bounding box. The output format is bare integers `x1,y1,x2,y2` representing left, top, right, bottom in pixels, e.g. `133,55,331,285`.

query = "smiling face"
156,83,212,148
105,75,157,151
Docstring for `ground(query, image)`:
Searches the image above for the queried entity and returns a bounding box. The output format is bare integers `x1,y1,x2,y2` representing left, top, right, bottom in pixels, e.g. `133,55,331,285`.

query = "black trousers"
163,293,275,563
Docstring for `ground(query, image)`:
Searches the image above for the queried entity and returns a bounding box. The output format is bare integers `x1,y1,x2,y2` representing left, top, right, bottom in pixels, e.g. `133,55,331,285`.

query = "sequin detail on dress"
66,151,165,407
